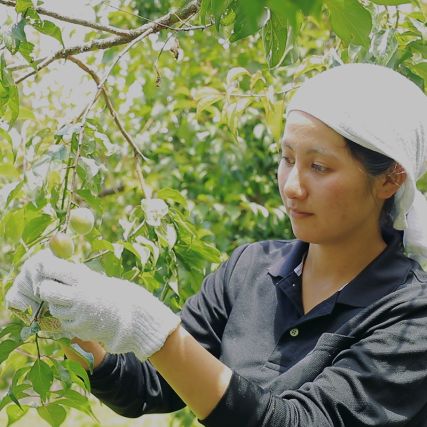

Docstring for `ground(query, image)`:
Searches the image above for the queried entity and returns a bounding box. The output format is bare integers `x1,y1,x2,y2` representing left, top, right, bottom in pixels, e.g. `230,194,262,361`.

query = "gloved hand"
8,250,181,361
5,252,45,314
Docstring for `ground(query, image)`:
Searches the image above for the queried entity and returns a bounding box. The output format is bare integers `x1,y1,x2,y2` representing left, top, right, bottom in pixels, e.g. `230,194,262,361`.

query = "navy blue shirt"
89,231,427,426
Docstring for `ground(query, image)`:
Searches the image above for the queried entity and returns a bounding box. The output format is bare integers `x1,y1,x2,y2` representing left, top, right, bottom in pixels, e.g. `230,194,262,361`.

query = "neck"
304,231,387,289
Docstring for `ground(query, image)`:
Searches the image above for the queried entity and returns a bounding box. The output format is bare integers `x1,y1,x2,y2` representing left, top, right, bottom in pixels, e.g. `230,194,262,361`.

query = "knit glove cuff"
120,284,181,360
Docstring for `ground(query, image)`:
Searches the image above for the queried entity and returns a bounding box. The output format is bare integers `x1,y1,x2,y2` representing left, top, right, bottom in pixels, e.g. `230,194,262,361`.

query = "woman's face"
278,111,384,245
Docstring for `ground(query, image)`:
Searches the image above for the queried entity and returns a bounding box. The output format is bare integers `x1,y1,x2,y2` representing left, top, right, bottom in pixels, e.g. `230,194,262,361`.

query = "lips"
287,207,313,218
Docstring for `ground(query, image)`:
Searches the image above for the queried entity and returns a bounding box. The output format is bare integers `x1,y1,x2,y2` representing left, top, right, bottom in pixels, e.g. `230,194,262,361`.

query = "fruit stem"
35,333,41,359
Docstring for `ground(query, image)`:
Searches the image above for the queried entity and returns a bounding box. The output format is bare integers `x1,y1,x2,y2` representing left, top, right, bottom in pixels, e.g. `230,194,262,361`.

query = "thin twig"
35,333,41,359
154,13,195,85
65,28,156,224
135,155,149,198
13,0,200,84
8,20,211,73
0,0,134,36
104,0,204,32
98,184,125,197
218,85,301,98
83,250,110,263
395,6,400,30
67,56,148,161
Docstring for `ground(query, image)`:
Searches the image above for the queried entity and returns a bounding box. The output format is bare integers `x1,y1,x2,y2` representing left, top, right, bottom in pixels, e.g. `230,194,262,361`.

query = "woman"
6,63,427,426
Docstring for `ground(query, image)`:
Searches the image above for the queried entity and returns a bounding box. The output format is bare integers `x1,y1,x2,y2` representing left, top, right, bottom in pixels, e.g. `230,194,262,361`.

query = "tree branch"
67,55,148,162
0,0,134,36
65,27,157,223
13,0,200,84
98,184,125,197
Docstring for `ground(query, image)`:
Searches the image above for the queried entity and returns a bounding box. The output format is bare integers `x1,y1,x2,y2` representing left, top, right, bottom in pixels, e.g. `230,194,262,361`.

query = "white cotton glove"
5,253,45,314
9,250,181,361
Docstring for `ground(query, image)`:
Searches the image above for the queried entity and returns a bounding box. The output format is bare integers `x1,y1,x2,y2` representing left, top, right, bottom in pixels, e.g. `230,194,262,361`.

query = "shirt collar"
337,231,411,307
268,230,413,308
267,239,309,279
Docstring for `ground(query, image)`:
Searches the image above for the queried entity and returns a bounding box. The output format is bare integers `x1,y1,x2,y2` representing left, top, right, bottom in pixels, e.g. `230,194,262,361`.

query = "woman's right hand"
63,338,107,371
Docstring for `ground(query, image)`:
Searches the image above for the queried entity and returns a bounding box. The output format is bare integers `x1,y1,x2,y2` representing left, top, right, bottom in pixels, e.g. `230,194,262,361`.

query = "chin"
291,227,322,244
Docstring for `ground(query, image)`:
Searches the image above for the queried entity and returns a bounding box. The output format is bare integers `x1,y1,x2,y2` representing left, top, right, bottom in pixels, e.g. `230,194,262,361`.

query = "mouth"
287,208,313,219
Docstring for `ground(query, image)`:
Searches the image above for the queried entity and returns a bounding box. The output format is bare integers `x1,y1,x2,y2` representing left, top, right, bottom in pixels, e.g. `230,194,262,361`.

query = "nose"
282,165,307,200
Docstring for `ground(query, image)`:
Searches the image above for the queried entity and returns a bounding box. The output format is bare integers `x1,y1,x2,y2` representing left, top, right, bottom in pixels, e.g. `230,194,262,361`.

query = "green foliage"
0,0,425,426
325,0,372,47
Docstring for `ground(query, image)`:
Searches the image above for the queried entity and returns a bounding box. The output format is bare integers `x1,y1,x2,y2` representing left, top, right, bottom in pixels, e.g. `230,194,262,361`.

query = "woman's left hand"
13,250,181,360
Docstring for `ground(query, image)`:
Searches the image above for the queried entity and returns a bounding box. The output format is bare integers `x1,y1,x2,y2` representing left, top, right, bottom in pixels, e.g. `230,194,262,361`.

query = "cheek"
277,163,288,197
323,179,369,220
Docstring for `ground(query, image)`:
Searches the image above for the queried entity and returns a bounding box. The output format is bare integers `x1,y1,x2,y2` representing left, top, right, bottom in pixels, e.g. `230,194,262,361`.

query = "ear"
375,164,406,200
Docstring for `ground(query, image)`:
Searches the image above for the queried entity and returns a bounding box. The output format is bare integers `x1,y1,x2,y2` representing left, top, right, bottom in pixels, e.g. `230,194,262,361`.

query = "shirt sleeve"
89,352,185,417
89,243,251,417
200,293,427,427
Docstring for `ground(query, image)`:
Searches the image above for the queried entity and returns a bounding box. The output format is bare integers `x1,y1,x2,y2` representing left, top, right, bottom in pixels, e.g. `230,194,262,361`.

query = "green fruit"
69,207,95,235
49,232,74,259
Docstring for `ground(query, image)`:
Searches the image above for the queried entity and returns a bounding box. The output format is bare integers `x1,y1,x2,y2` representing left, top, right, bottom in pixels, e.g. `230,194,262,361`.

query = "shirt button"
289,328,299,337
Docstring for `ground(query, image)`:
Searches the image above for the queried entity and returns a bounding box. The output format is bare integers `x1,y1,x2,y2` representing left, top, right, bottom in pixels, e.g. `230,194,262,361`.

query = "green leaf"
290,0,322,17
0,54,20,125
123,241,150,265
28,359,53,402
411,60,427,86
12,367,32,389
6,181,24,208
0,163,20,178
15,0,34,13
0,382,31,412
8,390,23,410
0,208,24,243
51,359,72,387
230,0,267,42
264,99,285,141
6,404,28,427
37,403,66,427
22,214,52,244
0,340,22,365
2,28,20,55
8,83,20,126
157,187,188,207
53,389,98,422
33,20,65,47
325,0,372,47
199,0,232,27
63,359,91,392
0,323,22,341
193,87,223,118
263,4,298,68
11,20,27,43
368,29,398,65
18,40,35,64
0,128,13,145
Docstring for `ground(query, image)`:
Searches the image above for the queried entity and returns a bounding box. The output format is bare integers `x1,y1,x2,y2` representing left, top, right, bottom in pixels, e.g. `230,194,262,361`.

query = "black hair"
344,138,396,233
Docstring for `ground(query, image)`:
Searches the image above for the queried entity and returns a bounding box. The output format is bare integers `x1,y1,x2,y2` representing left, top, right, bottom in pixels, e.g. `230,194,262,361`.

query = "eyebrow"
282,142,339,158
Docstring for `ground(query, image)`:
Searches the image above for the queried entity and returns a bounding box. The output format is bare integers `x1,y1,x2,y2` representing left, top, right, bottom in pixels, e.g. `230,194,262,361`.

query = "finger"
38,279,75,308
5,287,40,313
23,249,81,285
62,321,94,342
11,271,38,299
47,303,76,322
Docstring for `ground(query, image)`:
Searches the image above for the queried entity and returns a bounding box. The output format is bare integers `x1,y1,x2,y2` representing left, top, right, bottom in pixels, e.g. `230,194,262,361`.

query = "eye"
281,156,295,166
312,163,328,173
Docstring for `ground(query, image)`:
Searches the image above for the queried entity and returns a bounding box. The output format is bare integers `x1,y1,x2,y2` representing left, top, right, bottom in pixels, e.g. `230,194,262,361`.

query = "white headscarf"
286,63,427,263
